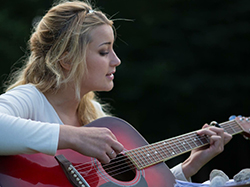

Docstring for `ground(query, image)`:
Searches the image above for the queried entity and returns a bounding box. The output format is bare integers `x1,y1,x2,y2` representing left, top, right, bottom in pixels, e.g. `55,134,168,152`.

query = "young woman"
0,0,232,183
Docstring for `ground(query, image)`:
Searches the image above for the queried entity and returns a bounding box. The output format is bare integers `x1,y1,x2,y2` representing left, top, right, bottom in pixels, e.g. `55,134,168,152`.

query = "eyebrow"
98,42,112,47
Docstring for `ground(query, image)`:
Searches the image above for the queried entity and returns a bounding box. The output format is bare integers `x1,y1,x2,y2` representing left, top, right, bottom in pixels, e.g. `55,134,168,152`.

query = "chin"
104,87,113,92
102,85,114,92
96,83,114,92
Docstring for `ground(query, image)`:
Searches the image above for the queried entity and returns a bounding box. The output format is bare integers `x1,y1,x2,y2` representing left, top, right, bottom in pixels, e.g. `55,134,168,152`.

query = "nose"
111,50,121,67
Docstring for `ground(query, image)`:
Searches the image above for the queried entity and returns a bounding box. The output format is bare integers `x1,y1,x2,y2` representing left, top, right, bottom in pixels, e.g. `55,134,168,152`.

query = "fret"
166,140,177,156
181,137,189,151
162,141,175,157
153,142,166,161
196,135,205,145
144,148,155,165
148,146,160,163
137,149,147,167
220,120,243,135
134,142,169,168
178,136,188,151
223,122,237,134
198,134,209,145
177,138,188,152
180,134,192,150
141,147,152,167
187,133,198,148
145,148,156,166
195,133,209,147
159,142,169,160
159,142,170,158
229,123,237,134
134,149,145,168
125,118,247,170
192,134,200,147
127,150,143,169
154,149,162,163
136,147,149,168
170,138,182,154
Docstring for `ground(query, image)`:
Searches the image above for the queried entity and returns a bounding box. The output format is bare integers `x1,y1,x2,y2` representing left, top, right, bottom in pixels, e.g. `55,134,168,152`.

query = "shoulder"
9,84,41,95
0,84,45,117
6,84,45,102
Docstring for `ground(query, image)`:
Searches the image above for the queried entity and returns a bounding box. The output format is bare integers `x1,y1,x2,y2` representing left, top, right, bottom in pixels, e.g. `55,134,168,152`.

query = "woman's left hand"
181,124,232,180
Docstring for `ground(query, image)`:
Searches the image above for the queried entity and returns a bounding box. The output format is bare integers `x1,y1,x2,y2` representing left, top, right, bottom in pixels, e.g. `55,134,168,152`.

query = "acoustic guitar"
0,116,249,187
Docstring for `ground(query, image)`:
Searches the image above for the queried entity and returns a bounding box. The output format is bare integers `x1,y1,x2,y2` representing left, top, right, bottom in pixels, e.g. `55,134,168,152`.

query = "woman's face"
82,24,121,94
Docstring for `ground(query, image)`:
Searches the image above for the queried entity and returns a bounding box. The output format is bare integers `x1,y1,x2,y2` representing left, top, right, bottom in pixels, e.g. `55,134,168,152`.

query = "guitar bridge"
55,154,90,187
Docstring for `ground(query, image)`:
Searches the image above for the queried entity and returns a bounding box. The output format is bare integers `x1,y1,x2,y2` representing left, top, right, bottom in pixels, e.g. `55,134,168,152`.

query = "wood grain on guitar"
0,116,249,187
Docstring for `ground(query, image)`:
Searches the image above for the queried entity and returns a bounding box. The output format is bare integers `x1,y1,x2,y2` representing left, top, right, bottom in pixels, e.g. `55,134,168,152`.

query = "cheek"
86,55,102,70
87,64,101,77
85,63,104,84
88,60,107,76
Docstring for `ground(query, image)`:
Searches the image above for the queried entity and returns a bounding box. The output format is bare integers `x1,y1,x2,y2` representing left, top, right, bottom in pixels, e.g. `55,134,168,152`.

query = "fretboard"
125,119,243,170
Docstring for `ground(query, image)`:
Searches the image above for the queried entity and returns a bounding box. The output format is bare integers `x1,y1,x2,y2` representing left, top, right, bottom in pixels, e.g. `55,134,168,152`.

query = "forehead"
89,24,114,46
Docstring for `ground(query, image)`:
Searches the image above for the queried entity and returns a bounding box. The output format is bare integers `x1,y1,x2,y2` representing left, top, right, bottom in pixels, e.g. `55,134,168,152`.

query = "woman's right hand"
58,125,124,163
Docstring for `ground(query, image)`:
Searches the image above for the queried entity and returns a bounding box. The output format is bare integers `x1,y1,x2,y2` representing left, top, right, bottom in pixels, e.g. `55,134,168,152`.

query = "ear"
59,52,71,71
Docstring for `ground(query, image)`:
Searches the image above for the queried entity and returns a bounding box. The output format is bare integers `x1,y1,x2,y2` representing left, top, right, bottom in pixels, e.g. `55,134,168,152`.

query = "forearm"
58,125,79,151
181,155,204,179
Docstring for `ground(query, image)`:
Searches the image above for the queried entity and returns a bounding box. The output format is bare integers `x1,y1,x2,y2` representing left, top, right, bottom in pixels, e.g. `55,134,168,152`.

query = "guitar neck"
125,119,243,170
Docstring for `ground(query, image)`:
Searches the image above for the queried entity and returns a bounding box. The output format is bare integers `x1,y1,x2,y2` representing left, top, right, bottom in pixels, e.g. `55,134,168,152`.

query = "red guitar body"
0,117,176,187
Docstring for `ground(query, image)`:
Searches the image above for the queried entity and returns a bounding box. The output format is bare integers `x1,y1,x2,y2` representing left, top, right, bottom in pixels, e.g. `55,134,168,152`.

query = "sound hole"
102,154,136,181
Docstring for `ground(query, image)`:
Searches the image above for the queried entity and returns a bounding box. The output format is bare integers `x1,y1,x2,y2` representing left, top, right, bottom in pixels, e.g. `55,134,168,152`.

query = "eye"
99,51,109,56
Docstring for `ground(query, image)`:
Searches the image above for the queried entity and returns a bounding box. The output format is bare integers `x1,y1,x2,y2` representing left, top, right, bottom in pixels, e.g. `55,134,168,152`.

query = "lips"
106,73,113,76
106,71,115,79
106,70,115,77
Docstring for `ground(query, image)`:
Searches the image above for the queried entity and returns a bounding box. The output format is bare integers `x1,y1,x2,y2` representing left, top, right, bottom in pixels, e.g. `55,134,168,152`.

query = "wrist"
58,125,77,150
182,156,201,179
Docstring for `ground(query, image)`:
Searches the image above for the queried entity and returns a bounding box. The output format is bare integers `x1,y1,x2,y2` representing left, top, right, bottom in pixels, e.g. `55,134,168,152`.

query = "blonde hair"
5,0,114,125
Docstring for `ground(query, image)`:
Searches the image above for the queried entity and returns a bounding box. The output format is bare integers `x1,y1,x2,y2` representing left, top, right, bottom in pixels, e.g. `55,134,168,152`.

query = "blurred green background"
1,0,250,183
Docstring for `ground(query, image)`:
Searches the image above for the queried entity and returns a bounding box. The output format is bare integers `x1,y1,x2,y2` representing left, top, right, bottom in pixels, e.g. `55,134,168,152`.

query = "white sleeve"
0,85,60,155
0,113,59,155
170,163,191,182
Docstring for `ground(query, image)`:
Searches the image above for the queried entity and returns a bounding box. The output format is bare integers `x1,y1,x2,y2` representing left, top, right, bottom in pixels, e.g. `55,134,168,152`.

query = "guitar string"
74,120,241,171
71,134,212,184
71,121,242,185
78,157,138,186
79,156,137,184
77,139,199,186
74,120,240,170
72,135,207,185
78,136,217,185
75,127,236,186
77,123,242,185
74,132,209,170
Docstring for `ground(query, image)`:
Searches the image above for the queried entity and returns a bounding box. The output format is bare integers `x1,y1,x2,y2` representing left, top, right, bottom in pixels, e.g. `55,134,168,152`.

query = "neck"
44,85,81,126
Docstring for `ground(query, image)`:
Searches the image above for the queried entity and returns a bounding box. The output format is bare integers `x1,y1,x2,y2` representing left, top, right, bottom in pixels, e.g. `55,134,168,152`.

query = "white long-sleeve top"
0,84,188,181
0,84,61,155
